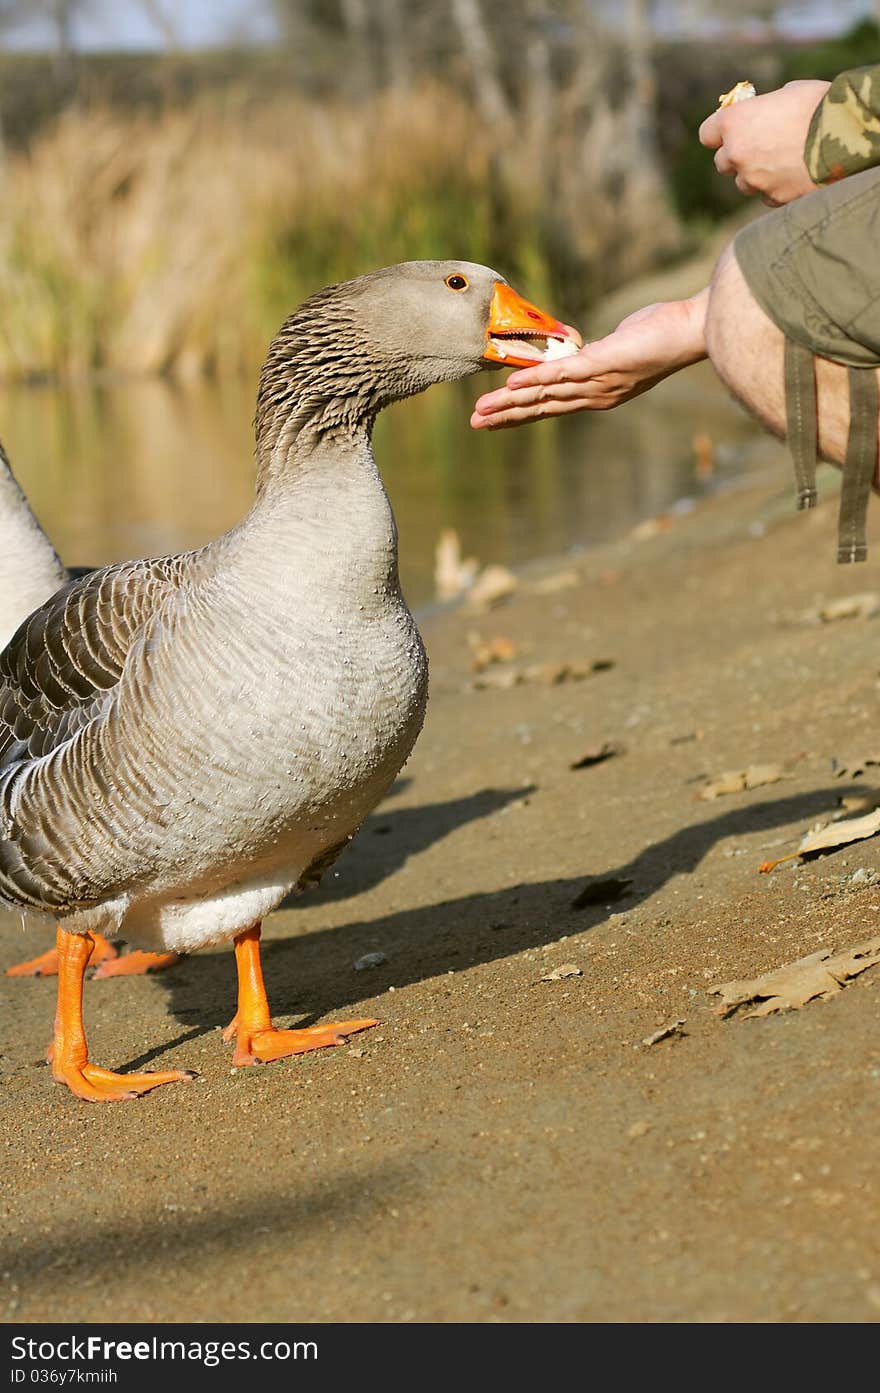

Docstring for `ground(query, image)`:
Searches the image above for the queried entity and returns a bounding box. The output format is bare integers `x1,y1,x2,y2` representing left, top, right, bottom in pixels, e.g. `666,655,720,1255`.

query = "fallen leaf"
434,528,478,602
759,807,880,872
630,515,674,542
698,763,790,801
471,658,613,693
570,877,632,909
540,963,582,982
569,740,626,770
835,792,880,816
693,431,714,479
466,565,518,611
817,592,880,623
467,633,519,672
523,659,614,685
710,937,880,1018
641,1019,686,1046
528,569,581,596
469,668,523,692
831,753,880,780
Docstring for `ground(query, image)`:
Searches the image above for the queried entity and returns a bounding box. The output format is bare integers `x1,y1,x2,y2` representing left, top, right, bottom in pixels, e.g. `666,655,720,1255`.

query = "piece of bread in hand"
718,81,756,107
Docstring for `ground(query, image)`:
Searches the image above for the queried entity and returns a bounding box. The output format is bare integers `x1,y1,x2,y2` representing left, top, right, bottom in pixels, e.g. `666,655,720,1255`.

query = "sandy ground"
3,446,880,1325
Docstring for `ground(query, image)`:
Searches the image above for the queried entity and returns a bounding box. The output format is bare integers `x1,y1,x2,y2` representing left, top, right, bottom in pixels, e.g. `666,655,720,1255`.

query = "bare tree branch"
450,0,512,129
136,0,182,51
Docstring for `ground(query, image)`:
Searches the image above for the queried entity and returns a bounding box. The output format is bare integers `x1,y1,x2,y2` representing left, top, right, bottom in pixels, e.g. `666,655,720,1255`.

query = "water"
0,363,772,610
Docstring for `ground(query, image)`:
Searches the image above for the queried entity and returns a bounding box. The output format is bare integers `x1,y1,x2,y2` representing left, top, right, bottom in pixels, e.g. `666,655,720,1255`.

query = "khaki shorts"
733,166,880,369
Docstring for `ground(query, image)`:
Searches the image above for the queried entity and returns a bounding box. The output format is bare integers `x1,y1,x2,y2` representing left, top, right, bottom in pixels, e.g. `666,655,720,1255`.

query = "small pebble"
353,951,388,971
628,1120,652,1139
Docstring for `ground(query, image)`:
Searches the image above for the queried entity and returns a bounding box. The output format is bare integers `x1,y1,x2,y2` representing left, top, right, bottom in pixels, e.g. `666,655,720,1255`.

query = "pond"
0,361,774,611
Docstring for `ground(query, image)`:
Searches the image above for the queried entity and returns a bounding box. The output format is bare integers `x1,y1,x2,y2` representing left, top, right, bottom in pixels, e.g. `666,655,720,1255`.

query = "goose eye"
445,274,469,291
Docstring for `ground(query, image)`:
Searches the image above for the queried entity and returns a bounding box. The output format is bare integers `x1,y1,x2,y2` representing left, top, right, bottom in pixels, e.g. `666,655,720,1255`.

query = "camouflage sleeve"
805,65,880,183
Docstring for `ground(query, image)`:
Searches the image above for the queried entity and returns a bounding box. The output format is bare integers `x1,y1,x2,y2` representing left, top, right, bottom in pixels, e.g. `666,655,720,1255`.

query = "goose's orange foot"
92,950,181,979
6,933,117,978
52,1061,196,1103
225,1018,378,1068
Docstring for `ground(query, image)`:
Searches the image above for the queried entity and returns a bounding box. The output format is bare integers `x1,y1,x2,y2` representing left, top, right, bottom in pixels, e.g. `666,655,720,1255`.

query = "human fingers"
698,109,723,148
714,145,736,176
734,172,759,196
476,378,596,414
503,352,593,391
470,395,602,430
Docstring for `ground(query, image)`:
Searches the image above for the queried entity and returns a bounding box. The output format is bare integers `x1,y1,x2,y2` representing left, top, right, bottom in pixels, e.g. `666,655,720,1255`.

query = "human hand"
470,293,708,430
698,80,830,205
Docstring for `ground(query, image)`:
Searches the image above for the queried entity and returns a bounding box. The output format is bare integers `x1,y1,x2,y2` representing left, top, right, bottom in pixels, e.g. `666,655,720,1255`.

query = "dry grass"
0,84,680,382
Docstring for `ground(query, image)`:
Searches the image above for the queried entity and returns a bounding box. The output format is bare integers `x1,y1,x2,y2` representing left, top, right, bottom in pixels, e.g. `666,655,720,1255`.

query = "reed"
0,84,679,382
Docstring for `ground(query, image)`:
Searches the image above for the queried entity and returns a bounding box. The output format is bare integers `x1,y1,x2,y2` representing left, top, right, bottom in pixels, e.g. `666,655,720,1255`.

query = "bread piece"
718,81,756,108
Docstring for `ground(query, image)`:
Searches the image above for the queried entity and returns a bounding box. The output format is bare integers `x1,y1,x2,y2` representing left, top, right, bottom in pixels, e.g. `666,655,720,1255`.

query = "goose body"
7,450,427,955
0,260,578,1099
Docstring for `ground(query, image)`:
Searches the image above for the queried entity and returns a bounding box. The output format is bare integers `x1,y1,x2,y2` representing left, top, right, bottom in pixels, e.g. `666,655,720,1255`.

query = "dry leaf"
641,1019,686,1046
570,877,632,909
467,633,519,672
630,516,674,542
831,754,880,780
523,659,614,686
541,963,582,982
569,740,626,770
835,793,880,817
759,807,880,872
469,669,523,692
698,764,789,801
469,657,613,693
528,569,581,596
434,528,478,603
710,937,880,1018
466,564,518,611
802,592,880,624
692,431,714,479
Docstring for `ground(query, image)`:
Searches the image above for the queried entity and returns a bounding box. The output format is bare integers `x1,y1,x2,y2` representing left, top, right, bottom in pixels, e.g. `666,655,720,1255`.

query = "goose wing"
0,556,186,767
0,556,188,912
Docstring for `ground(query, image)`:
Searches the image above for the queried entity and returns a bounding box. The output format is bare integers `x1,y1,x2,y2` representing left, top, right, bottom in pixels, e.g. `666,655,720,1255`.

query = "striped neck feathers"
254,285,425,490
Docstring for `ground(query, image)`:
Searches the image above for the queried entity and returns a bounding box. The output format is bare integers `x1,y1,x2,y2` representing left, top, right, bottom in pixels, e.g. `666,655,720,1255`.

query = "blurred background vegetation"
0,0,877,383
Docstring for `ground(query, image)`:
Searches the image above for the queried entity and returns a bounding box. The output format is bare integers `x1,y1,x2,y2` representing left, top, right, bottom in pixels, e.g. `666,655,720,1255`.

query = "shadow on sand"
116,781,857,1071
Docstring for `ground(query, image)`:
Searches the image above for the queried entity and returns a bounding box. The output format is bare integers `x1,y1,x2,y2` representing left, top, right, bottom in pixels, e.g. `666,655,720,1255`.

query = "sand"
3,456,880,1325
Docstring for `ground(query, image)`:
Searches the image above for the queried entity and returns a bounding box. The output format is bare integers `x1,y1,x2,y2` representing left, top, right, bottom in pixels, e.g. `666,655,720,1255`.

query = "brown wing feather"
0,556,186,770
0,554,190,912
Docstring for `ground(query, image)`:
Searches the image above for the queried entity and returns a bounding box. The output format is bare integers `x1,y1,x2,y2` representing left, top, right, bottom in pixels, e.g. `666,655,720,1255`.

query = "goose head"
255,260,581,462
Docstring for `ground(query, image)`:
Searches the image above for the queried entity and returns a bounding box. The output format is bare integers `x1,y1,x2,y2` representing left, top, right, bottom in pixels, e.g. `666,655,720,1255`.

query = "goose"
0,260,580,1102
0,446,178,980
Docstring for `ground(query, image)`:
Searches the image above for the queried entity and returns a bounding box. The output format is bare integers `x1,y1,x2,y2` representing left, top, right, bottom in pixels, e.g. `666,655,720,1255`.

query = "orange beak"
484,282,583,367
